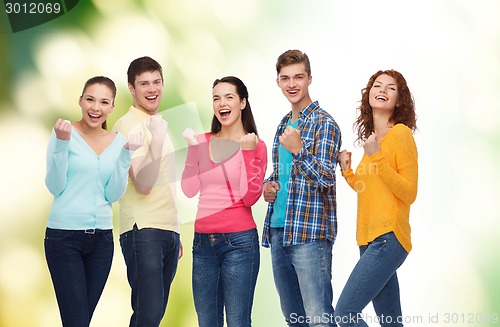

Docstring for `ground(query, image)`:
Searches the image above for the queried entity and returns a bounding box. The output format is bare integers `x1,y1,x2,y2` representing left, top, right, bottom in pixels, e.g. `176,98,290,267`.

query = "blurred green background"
1,0,499,326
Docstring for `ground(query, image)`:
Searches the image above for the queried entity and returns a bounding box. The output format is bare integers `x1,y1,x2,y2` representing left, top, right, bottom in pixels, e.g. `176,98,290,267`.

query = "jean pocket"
368,233,391,253
227,230,257,249
192,235,201,250
44,228,72,241
103,230,114,242
45,228,73,241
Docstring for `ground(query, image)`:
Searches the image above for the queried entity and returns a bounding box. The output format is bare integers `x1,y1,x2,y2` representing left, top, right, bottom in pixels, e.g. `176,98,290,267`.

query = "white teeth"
376,96,388,101
89,113,101,118
219,109,231,114
146,96,157,100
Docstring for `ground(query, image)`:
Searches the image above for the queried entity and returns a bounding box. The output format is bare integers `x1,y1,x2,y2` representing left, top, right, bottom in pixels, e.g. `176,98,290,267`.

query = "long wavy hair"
354,69,416,146
211,76,258,136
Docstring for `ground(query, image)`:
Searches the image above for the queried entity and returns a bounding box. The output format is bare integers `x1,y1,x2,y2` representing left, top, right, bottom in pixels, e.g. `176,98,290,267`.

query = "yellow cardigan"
342,124,418,253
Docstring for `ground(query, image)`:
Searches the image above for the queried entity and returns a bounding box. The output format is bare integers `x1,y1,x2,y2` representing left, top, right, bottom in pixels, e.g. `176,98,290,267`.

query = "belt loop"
85,229,96,234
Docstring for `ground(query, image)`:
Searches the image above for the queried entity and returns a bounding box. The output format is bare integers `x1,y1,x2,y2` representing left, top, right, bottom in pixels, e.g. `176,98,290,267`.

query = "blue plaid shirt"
262,101,341,247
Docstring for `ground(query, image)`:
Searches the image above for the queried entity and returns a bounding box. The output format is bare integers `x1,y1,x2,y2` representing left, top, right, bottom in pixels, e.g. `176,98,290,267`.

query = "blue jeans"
335,232,408,327
270,228,335,327
120,225,180,327
192,229,260,327
44,228,114,327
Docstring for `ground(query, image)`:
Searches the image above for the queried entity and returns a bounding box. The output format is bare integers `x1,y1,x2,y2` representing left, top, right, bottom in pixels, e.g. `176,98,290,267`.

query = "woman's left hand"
124,132,144,151
363,132,380,156
240,132,259,150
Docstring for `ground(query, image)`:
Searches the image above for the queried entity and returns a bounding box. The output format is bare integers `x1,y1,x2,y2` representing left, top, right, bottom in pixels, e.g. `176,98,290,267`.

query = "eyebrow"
374,81,397,86
137,78,162,84
213,93,235,97
280,73,305,78
84,94,111,101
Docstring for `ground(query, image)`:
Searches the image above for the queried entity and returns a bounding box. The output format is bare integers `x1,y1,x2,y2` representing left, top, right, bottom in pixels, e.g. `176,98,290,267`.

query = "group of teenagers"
44,49,418,327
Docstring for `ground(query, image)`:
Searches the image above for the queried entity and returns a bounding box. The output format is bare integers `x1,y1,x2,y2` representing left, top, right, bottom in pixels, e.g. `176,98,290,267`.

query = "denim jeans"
120,225,180,327
270,228,335,327
44,228,114,327
335,232,408,327
192,228,260,327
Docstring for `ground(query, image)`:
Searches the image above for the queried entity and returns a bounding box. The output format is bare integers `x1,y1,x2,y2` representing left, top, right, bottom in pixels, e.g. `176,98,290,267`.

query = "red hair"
354,70,417,145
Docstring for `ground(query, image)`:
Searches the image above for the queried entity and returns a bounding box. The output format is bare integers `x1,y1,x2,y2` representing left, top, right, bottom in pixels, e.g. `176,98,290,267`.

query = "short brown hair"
276,50,311,76
127,56,163,86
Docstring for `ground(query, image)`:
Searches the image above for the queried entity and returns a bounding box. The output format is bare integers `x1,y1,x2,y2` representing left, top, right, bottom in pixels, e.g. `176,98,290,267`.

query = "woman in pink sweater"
335,70,418,326
181,76,267,327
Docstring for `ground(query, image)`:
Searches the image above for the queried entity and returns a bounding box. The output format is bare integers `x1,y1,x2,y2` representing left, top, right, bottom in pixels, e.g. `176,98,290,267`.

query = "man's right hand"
263,181,279,203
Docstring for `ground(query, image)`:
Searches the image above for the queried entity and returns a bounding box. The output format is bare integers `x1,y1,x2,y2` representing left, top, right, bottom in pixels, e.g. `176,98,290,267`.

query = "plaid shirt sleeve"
262,103,342,247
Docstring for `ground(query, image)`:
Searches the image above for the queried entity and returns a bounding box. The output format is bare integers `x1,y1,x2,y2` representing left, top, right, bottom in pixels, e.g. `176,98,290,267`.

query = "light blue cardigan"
45,128,132,230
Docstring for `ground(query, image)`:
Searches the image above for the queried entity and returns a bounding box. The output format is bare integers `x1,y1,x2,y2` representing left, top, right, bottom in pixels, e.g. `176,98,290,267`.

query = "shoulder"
256,138,267,152
390,123,413,139
309,104,339,126
114,131,128,143
311,110,341,136
388,124,417,152
195,132,211,143
111,112,133,131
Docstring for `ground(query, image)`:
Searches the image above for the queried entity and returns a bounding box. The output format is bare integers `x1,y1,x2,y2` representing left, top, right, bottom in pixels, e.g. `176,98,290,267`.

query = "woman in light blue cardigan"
44,76,142,327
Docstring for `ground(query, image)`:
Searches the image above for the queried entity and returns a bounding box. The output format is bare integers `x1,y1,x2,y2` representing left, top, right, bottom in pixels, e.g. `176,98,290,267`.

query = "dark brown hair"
211,76,258,136
81,76,116,130
127,56,163,87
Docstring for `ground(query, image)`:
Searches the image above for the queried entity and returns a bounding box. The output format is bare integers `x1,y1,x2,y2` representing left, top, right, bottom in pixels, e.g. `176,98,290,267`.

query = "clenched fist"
279,126,301,155
363,132,380,156
182,128,198,146
239,132,259,150
263,181,279,203
147,115,167,140
54,118,72,141
124,132,144,151
338,150,352,171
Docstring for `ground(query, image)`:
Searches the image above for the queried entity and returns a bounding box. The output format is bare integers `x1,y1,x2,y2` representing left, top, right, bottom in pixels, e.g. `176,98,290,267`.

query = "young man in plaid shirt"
262,50,341,327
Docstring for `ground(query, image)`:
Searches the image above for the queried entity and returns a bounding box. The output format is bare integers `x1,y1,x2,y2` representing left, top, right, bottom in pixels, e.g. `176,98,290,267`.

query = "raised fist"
54,118,72,141
182,128,198,146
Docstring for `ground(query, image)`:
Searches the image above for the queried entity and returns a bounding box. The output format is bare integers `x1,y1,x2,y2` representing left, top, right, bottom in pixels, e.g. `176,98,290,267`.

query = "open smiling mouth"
219,109,231,118
146,95,158,101
89,112,102,119
375,95,388,101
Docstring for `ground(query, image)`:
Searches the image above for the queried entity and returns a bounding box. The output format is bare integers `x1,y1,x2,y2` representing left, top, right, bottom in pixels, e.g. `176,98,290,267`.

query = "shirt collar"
298,100,319,119
129,105,154,120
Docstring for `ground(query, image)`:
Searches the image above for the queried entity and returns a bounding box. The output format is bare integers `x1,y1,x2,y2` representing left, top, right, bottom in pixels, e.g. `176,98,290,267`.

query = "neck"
291,96,312,122
372,109,394,137
74,120,104,135
134,102,157,115
216,122,246,140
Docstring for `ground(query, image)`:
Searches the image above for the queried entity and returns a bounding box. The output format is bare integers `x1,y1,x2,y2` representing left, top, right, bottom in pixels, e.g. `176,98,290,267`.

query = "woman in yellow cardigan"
335,70,418,327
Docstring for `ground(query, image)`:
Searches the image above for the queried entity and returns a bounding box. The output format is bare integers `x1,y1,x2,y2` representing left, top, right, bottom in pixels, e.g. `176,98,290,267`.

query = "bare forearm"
130,137,164,194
